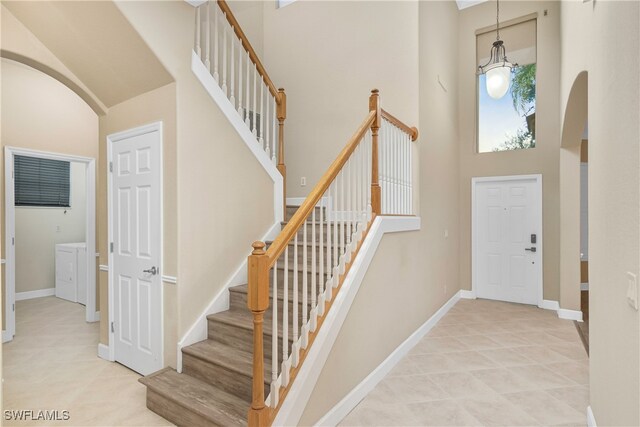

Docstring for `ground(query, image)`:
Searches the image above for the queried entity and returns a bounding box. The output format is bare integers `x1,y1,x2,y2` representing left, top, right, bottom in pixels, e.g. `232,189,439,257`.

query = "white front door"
474,176,542,305
110,123,162,375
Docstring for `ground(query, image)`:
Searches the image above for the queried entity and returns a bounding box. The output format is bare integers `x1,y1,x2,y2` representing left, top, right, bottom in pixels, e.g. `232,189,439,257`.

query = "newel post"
247,241,270,426
369,89,381,215
277,88,287,217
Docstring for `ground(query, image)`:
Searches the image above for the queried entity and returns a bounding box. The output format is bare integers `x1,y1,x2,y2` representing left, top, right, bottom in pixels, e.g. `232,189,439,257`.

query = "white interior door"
110,124,162,375
474,176,542,305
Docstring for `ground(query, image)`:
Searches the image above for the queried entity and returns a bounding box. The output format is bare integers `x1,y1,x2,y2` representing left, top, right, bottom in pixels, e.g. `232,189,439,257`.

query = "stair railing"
246,90,418,425
194,0,287,206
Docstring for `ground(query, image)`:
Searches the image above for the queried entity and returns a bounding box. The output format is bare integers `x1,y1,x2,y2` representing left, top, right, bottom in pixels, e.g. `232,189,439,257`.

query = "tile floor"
340,298,589,427
2,297,173,426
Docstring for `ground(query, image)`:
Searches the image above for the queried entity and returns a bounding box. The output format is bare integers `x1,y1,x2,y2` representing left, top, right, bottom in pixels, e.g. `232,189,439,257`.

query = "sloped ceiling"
456,0,489,10
3,1,173,108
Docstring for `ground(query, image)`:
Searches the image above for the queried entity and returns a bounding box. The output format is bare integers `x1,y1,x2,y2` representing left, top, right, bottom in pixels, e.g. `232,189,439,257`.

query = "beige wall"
227,1,264,58
16,162,86,293
262,0,419,199
559,1,640,425
114,1,275,341
97,82,178,367
1,58,99,325
458,2,563,305
299,1,460,422
0,4,106,115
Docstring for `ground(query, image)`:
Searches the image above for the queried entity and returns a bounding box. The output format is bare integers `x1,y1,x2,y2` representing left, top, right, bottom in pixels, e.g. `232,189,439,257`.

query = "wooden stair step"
230,283,313,305
207,306,293,341
182,339,271,402
139,367,247,427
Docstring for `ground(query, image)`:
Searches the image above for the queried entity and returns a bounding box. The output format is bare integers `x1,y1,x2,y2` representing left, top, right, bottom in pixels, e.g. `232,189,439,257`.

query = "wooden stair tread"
207,306,294,341
182,339,273,386
139,367,247,426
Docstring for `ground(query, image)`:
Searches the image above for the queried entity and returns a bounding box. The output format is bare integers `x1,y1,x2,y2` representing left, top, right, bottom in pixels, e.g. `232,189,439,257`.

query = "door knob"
143,266,158,275
525,247,537,253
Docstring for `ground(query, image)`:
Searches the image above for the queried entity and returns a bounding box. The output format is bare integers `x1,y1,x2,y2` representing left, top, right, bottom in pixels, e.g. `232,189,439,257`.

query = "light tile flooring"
2,297,172,426
341,298,589,426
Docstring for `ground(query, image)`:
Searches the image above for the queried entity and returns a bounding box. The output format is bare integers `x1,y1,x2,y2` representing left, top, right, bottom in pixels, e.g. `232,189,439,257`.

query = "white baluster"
195,5,201,58
272,97,277,164
237,39,243,116
265,88,271,158
293,232,299,366
259,82,265,149
245,51,250,126
213,4,219,82
221,13,228,96
306,210,312,341
271,264,279,407
205,2,211,71
345,160,352,262
332,177,339,290
229,26,235,107
316,197,323,329
409,133,413,214
282,247,289,387
252,64,258,137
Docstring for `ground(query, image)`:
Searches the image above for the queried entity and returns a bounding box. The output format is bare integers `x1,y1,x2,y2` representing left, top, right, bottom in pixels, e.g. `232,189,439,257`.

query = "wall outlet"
301,177,307,187
627,272,638,310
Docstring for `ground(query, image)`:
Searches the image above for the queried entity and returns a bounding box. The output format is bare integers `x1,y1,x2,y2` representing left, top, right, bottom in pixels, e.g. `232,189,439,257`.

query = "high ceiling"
456,0,489,10
3,1,173,109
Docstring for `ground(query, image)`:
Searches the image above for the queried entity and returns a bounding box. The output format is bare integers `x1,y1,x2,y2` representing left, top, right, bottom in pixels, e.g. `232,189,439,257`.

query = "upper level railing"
194,0,287,199
246,90,418,426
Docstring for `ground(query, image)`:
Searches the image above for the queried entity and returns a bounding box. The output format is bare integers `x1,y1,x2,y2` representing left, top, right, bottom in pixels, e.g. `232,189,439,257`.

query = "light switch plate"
627,272,638,310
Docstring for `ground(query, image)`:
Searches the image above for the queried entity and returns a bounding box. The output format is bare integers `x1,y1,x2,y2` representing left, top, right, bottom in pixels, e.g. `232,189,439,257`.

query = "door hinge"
110,242,114,253
109,162,113,173
111,322,115,333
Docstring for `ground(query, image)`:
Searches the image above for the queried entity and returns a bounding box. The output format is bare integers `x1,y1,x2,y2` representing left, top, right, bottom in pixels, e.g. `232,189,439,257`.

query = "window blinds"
14,155,71,207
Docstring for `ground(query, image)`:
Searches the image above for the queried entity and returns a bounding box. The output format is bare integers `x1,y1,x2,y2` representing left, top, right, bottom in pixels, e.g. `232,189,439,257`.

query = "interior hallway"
2,297,172,426
341,299,589,426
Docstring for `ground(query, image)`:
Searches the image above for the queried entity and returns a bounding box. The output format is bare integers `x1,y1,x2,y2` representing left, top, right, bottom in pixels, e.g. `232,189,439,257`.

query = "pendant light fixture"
478,0,518,99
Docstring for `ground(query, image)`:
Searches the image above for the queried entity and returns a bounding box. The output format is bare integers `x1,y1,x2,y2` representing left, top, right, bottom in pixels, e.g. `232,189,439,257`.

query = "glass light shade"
485,66,511,99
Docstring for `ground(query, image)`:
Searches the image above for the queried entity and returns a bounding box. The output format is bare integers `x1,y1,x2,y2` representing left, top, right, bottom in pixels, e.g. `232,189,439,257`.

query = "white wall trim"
472,174,544,307
4,146,98,344
15,288,55,301
176,220,282,372
184,0,206,6
97,343,113,361
94,311,100,321
460,289,476,299
99,264,109,272
586,406,597,427
539,299,560,311
192,51,283,224
162,275,177,285
272,215,421,427
315,289,461,427
581,282,589,291
558,308,583,321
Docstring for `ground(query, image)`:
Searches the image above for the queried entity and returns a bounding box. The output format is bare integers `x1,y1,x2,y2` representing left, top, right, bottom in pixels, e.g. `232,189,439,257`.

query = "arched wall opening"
559,71,588,317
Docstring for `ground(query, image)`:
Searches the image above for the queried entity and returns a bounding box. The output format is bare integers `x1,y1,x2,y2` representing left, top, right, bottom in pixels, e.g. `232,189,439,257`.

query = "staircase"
141,1,418,425
140,207,339,426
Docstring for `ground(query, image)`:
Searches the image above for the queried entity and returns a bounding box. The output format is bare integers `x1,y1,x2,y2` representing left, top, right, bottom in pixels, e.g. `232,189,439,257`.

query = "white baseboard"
581,282,589,291
93,311,100,322
2,329,13,343
558,308,583,322
99,264,109,272
192,51,283,224
315,290,461,427
162,275,177,285
539,299,582,321
272,216,421,427
97,343,112,361
587,406,597,427
176,220,282,372
15,288,55,301
539,299,560,311
460,289,476,299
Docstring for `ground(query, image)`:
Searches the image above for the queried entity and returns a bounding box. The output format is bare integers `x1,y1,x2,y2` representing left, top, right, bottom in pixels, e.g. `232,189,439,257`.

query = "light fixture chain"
496,0,500,41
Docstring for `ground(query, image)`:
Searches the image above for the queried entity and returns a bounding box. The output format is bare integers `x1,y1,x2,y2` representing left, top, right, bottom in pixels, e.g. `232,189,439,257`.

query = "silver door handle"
143,266,158,275
525,247,537,252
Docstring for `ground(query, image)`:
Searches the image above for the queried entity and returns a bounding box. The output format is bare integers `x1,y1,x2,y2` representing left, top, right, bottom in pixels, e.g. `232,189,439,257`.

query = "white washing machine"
55,242,87,305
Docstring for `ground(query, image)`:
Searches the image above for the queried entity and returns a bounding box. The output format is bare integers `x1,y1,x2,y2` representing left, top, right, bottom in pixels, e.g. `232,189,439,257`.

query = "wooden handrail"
381,108,419,141
217,0,279,99
265,110,376,266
